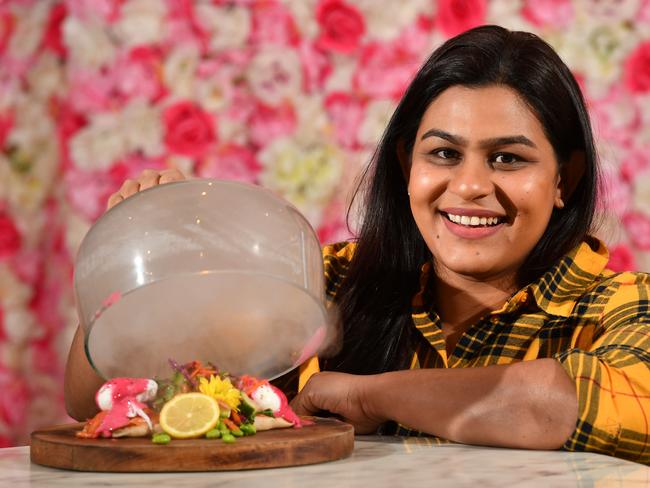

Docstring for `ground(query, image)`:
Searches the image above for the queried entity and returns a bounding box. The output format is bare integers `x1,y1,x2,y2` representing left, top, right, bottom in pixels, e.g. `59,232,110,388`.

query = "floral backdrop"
0,0,649,447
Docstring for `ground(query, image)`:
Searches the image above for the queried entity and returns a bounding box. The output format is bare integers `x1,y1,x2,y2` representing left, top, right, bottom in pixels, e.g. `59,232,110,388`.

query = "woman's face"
407,85,564,285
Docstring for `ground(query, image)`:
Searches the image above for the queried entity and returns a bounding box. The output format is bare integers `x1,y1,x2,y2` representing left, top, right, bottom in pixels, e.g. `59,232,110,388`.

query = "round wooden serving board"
30,417,354,472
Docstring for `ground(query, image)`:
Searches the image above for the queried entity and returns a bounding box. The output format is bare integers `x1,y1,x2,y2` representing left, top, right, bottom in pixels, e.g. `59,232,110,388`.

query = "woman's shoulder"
322,241,357,262
322,241,357,300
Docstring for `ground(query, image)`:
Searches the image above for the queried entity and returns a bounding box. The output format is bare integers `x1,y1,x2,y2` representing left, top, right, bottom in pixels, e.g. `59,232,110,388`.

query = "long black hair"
324,25,600,375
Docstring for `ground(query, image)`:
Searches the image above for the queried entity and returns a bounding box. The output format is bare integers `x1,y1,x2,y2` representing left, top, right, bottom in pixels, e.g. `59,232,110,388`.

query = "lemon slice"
159,393,220,439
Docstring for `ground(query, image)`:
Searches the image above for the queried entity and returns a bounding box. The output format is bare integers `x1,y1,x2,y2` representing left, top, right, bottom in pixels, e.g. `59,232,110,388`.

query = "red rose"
623,211,650,250
316,0,366,54
0,212,21,260
249,101,296,148
607,244,636,272
42,3,67,57
163,101,217,158
435,0,487,38
624,40,650,94
0,112,12,150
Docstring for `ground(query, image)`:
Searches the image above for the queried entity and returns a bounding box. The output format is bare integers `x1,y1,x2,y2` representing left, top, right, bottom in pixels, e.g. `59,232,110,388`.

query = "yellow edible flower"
198,375,241,410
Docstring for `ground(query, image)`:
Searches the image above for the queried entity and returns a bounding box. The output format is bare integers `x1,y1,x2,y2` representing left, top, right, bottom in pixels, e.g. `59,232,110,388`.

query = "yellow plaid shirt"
281,237,650,464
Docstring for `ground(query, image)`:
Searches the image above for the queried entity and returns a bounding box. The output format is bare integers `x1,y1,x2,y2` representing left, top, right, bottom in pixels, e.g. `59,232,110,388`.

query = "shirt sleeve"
554,272,650,464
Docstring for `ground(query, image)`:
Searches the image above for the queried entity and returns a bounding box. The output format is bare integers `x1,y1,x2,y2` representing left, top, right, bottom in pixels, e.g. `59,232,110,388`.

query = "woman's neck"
433,269,517,354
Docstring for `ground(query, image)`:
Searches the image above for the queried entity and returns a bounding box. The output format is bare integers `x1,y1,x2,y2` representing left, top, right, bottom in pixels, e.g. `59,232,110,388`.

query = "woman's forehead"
416,85,548,144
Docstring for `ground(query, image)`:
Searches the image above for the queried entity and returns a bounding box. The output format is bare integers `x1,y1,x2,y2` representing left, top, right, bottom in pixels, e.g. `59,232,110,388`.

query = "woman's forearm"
64,325,105,421
364,358,578,449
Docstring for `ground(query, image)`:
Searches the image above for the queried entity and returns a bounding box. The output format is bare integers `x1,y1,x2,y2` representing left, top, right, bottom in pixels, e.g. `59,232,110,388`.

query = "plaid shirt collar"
413,236,610,319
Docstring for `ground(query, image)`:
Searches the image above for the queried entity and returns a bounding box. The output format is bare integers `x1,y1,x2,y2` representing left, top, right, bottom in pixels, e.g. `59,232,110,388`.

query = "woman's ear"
397,139,410,183
556,150,586,208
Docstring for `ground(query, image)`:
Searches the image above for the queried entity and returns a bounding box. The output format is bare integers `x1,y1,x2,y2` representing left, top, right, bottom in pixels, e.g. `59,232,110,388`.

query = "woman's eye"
492,153,521,165
432,149,460,160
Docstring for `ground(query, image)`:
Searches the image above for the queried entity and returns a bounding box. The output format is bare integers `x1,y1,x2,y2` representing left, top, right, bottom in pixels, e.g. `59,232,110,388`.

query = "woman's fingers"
159,168,185,184
106,168,187,210
138,169,162,191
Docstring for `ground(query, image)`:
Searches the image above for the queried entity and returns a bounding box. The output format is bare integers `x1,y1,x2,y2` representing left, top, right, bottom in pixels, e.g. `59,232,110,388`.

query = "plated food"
77,360,305,443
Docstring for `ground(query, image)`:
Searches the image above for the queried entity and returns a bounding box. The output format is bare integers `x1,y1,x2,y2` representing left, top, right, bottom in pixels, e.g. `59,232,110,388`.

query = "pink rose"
521,0,574,28
353,41,421,100
31,338,62,375
317,200,354,244
623,211,650,250
41,3,67,57
316,0,366,54
112,46,167,103
65,0,123,23
196,144,261,184
435,0,487,38
621,148,650,183
325,92,365,149
598,169,630,217
163,101,217,158
67,69,115,113
251,1,299,46
624,40,650,93
248,101,296,148
65,157,166,221
607,244,637,272
0,212,21,260
298,42,333,93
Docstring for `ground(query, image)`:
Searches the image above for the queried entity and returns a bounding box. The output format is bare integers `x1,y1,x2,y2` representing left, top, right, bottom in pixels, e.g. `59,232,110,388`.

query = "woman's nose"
447,158,494,201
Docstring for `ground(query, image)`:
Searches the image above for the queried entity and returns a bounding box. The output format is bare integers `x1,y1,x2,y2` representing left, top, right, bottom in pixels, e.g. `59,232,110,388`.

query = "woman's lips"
441,212,505,239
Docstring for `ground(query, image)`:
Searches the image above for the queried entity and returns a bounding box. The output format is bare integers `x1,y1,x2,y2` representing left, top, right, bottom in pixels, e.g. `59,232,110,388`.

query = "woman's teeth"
445,213,501,227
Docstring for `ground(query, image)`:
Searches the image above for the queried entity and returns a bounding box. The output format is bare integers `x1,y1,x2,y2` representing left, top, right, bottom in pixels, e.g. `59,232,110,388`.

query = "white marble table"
1,437,648,487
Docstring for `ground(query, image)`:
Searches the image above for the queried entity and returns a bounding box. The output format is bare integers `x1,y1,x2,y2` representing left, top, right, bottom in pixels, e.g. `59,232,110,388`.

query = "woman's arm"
292,357,578,450
64,325,105,421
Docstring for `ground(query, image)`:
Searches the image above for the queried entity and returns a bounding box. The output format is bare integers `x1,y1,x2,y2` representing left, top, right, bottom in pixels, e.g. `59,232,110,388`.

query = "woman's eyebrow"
420,129,537,149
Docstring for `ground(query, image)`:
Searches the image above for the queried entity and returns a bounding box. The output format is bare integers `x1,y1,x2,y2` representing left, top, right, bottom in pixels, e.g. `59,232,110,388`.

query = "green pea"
152,433,171,444
221,433,236,443
230,428,244,437
205,429,221,439
240,424,256,436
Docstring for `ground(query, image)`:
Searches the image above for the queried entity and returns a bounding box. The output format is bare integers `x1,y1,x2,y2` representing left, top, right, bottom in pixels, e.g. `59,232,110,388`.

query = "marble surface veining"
1,436,649,487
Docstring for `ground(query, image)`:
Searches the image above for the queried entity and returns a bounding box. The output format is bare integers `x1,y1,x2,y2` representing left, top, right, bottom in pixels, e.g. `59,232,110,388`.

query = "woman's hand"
107,168,187,210
290,371,385,434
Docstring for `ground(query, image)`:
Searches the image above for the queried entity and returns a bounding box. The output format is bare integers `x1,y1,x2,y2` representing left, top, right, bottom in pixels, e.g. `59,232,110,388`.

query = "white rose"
355,0,431,41
553,22,638,97
487,0,531,32
163,45,200,99
63,16,116,70
63,206,91,257
71,111,127,170
358,100,396,148
7,1,50,60
575,0,642,23
120,100,164,157
247,47,302,106
258,137,343,227
26,53,65,101
287,0,320,39
3,308,36,344
293,94,330,140
112,0,167,48
0,266,33,310
633,170,650,215
323,54,355,93
195,3,251,51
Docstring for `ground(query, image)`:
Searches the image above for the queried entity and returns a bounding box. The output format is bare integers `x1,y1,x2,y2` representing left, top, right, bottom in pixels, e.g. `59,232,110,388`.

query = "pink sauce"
269,385,304,428
95,378,150,437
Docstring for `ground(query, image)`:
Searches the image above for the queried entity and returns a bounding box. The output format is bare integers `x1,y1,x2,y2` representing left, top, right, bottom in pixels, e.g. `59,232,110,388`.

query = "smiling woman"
283,25,649,464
